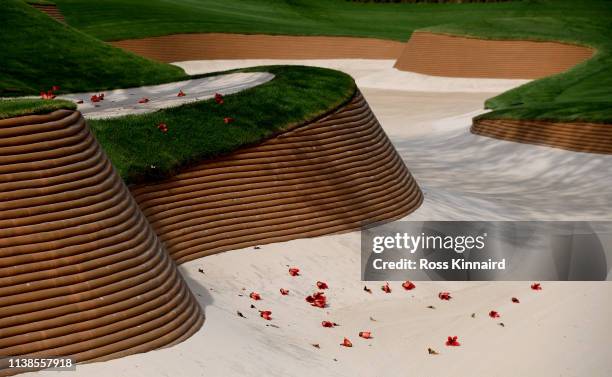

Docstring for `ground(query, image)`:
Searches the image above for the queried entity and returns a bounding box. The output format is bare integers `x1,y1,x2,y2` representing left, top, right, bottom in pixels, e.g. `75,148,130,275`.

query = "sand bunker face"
111,34,404,63
131,91,423,264
394,31,594,79
472,118,612,154
0,110,202,376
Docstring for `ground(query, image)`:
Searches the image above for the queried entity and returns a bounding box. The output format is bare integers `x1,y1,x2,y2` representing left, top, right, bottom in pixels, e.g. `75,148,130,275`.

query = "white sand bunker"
59,72,274,119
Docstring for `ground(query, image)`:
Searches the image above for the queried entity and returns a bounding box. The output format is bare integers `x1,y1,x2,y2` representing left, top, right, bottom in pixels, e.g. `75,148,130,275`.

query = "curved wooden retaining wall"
394,31,594,79
111,33,404,63
30,4,66,23
472,118,612,154
0,111,203,376
131,91,423,264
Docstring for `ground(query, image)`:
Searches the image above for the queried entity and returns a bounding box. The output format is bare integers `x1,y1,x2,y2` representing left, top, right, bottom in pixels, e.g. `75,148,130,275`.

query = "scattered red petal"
359,331,372,339
280,288,289,295
445,336,460,347
381,282,391,293
316,281,329,290
438,292,452,300
138,97,149,103
306,291,327,308
90,94,101,103
40,90,56,100
177,90,186,97
214,93,224,104
99,93,104,100
341,338,352,347
512,297,520,303
259,310,272,320
157,123,168,133
51,86,60,92
249,292,261,301
289,267,300,276
402,281,416,290
322,321,338,328
531,283,542,291
489,310,500,318
223,117,235,124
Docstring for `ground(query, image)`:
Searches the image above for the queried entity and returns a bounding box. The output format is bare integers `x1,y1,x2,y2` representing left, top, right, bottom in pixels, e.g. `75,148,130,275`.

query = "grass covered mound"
89,66,356,185
0,99,76,120
0,0,186,97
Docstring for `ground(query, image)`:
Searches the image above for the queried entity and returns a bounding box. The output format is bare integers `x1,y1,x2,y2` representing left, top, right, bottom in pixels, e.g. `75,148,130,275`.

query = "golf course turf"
46,0,611,124
0,0,186,97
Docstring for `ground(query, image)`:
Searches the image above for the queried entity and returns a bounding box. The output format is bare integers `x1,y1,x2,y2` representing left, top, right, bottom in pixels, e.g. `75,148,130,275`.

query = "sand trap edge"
131,90,423,264
0,110,203,376
472,118,612,154
111,33,405,63
394,31,594,79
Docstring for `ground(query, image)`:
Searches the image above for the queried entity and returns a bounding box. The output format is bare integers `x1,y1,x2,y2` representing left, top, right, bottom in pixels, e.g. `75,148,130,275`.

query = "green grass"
0,0,187,97
89,66,355,185
52,0,612,124
0,98,75,120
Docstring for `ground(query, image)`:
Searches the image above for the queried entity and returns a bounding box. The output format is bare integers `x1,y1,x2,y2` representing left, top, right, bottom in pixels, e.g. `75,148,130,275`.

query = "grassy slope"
54,0,612,123
0,99,75,120
0,0,186,96
90,66,355,185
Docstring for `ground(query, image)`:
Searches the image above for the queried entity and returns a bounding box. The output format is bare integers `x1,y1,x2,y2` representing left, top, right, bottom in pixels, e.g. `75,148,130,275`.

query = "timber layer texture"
0,91,421,374
0,111,203,376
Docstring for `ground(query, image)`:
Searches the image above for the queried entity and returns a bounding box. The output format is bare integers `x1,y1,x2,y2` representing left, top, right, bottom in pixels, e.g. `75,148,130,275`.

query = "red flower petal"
402,281,416,290
359,331,372,339
489,310,500,318
381,282,391,293
322,321,336,328
531,283,542,291
214,93,224,104
438,292,452,300
280,288,289,295
341,338,352,347
307,291,327,308
40,91,56,100
512,297,520,303
157,123,168,133
177,90,186,97
51,85,60,92
249,292,261,301
316,281,329,290
289,267,300,276
259,310,272,320
445,336,460,346
138,97,149,103
223,117,235,124
90,94,100,103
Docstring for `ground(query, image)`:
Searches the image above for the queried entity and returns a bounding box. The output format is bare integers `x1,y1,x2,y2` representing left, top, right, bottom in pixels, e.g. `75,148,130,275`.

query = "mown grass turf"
89,66,356,185
0,0,187,97
0,99,75,120
53,0,612,123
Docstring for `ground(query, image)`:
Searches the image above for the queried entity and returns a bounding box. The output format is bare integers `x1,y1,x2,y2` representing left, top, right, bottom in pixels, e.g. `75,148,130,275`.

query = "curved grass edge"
0,98,76,120
88,65,356,185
